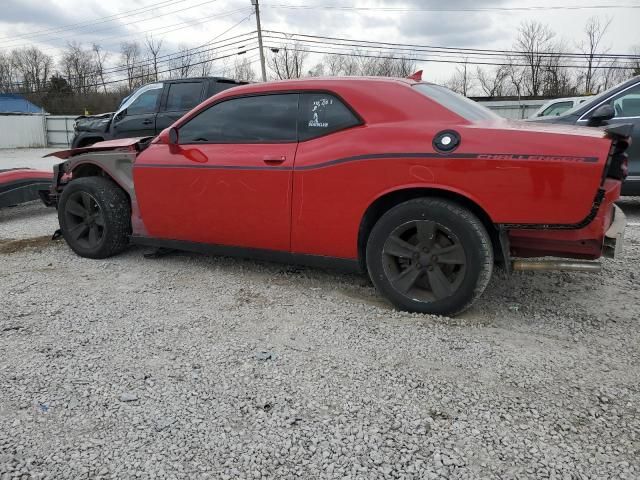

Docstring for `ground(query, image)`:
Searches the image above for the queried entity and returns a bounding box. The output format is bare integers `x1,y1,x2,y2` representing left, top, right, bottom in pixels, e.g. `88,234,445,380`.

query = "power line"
262,43,637,70
265,38,640,69
265,30,640,60
0,0,189,42
265,2,640,12
7,34,258,89
262,34,640,67
6,7,253,60
0,0,223,50
22,46,260,95
5,6,256,90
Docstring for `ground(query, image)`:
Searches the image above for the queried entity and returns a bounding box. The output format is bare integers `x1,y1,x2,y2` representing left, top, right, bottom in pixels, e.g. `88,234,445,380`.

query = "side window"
165,82,203,111
540,101,573,117
299,93,361,141
609,85,640,118
179,94,298,144
126,89,161,115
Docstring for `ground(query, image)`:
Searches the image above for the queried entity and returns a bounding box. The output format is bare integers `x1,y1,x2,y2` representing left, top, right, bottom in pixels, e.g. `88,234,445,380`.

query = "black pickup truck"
72,77,245,148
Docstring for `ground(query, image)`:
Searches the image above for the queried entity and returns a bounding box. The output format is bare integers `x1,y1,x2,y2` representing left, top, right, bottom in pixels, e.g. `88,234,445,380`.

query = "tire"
366,198,493,316
58,176,131,259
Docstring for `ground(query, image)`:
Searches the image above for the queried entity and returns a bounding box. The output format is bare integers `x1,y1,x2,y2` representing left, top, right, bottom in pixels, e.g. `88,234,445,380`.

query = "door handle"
263,155,286,165
142,119,153,125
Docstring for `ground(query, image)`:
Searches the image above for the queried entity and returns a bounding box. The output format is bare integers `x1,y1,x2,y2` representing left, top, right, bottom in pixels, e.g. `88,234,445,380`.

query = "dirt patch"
0,236,53,254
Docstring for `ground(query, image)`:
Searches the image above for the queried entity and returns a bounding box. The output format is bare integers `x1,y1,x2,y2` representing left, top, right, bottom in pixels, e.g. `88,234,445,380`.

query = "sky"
0,0,638,86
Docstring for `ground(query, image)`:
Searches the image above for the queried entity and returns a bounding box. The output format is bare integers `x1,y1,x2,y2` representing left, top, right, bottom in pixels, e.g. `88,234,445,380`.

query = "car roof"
226,76,419,89
191,76,422,110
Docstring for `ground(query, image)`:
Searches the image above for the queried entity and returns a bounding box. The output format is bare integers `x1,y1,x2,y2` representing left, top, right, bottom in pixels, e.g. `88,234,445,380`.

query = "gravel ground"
1,150,640,479
0,148,60,171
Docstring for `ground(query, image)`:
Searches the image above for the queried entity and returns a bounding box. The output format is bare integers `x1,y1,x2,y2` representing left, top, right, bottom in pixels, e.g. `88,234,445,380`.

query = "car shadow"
617,196,640,219
0,201,55,222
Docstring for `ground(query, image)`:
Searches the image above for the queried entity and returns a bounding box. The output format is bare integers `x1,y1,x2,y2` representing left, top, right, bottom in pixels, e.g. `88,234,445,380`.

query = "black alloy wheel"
382,220,466,302
366,198,494,316
63,191,106,250
58,176,131,259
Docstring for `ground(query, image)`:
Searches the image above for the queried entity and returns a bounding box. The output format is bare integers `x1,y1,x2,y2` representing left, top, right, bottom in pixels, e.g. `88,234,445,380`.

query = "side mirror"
168,127,179,145
114,108,126,122
588,104,615,126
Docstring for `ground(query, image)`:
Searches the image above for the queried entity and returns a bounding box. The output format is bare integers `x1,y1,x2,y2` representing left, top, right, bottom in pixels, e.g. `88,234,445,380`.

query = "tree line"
444,18,638,98
0,18,638,115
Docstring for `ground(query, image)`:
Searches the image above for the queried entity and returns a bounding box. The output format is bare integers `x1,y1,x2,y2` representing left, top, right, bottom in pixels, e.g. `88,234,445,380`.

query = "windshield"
414,83,501,122
562,78,636,116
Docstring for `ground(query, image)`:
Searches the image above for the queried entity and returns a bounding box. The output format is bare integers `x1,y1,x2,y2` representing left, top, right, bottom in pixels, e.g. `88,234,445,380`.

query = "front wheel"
58,176,131,259
366,198,494,316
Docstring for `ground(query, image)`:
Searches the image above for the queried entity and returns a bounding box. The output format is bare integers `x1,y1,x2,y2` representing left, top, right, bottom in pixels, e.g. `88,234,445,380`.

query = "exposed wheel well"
357,188,500,271
71,164,131,204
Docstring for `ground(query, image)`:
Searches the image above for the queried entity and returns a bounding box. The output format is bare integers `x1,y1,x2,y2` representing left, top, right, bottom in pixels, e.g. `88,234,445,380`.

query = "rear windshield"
413,83,501,122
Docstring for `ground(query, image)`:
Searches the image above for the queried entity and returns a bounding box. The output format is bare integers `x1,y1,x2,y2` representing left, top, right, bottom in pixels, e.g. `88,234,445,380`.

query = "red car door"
134,93,300,252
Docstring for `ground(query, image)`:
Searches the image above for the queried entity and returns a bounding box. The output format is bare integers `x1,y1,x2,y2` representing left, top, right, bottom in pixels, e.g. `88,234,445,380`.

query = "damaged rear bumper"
507,179,623,260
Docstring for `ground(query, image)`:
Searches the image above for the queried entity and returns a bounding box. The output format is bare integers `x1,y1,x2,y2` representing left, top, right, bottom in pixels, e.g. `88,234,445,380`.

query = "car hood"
45,137,153,160
75,112,114,132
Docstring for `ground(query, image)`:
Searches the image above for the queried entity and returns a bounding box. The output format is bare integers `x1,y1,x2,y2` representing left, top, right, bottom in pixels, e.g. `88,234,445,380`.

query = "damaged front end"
39,136,153,209
74,112,114,134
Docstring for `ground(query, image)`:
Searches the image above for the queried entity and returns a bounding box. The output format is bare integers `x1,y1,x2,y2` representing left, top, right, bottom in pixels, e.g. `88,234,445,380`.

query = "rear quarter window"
298,93,361,141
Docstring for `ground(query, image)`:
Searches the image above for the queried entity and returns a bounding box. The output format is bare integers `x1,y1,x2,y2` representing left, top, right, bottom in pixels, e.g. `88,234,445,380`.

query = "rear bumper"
508,179,623,260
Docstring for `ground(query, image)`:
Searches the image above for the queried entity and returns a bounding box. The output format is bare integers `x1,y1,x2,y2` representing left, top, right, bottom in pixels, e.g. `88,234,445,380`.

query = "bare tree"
505,57,525,98
578,16,612,94
120,41,141,89
445,60,473,96
630,44,640,77
601,58,628,90
144,36,163,81
60,42,97,94
234,57,256,82
11,46,53,93
197,49,216,77
311,51,415,78
267,43,308,79
307,62,325,77
169,44,194,78
0,52,17,92
92,43,109,93
476,65,509,97
514,21,555,96
542,43,577,97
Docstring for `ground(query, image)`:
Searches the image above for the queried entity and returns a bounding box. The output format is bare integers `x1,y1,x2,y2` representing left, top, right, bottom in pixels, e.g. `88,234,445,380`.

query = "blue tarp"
0,94,44,113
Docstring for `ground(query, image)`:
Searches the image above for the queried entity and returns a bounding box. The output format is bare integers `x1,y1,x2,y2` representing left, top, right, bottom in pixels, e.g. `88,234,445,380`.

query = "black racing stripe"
133,152,600,172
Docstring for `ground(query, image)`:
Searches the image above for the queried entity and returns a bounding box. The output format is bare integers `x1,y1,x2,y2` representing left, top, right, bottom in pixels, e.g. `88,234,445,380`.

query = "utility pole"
251,0,267,82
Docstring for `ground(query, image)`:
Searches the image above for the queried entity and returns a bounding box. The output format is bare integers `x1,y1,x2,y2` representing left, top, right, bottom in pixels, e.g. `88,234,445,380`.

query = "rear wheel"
58,176,131,259
366,198,493,316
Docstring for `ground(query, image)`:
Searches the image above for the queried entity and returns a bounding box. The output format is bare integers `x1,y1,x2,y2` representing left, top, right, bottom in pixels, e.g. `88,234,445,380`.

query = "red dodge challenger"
43,77,629,316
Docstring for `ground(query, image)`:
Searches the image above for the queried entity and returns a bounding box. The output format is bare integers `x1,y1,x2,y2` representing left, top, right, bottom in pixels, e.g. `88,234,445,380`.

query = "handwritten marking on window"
308,98,333,128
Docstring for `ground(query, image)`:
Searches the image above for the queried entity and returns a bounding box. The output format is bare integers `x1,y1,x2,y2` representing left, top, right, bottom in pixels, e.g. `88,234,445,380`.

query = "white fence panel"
476,100,546,120
0,114,47,148
46,115,76,147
